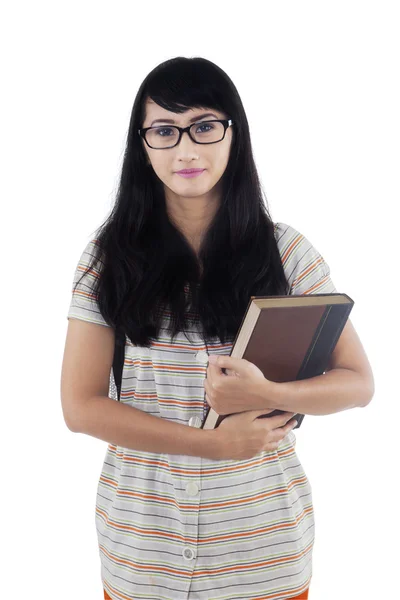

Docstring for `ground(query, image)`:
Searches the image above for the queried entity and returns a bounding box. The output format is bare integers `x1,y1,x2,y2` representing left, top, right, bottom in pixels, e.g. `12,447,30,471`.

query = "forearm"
71,395,218,458
262,368,374,416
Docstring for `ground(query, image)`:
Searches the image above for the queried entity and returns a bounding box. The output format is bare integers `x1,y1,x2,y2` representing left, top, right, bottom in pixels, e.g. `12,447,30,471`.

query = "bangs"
143,58,228,116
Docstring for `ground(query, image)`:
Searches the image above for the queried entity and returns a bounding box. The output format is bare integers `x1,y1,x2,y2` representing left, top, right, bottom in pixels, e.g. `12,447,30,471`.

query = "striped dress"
66,222,337,600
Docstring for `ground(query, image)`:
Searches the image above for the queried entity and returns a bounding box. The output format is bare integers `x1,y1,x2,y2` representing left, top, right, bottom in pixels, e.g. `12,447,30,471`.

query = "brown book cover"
201,293,354,430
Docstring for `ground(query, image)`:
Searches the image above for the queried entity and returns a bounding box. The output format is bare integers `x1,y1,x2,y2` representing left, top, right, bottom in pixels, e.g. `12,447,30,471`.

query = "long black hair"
73,56,290,348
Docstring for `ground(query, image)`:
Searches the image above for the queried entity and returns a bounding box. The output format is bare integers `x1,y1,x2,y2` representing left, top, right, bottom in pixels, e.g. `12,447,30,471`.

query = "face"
141,99,233,206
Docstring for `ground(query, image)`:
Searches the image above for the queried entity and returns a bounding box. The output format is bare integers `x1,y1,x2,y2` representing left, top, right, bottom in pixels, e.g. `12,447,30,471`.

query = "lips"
176,169,205,174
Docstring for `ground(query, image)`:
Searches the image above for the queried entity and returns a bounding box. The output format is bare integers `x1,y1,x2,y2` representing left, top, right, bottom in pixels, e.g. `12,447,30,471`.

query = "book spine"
201,299,354,431
297,303,353,380
237,303,354,429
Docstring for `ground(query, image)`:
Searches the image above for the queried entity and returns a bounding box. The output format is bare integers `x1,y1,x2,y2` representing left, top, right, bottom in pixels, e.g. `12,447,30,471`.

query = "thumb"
208,354,244,374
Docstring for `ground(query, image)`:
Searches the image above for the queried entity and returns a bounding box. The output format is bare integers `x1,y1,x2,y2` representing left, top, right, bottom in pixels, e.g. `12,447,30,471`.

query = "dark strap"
112,328,125,401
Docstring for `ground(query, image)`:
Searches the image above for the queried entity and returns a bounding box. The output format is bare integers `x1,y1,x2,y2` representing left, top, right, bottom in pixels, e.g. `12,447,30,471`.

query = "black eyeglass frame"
138,119,234,149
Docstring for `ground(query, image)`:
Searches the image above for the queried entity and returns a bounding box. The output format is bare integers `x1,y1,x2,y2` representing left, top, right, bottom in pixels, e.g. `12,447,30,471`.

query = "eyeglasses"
138,119,234,149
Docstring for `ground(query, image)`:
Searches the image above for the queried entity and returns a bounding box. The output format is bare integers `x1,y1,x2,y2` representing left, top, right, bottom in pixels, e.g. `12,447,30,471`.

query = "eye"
196,122,215,133
155,127,175,137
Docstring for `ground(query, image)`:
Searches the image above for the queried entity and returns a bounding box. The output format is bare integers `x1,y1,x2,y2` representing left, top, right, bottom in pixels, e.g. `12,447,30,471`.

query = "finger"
208,355,247,375
253,410,295,426
206,362,221,386
204,388,212,410
224,368,237,377
204,378,214,398
269,428,289,444
271,412,296,428
271,420,297,442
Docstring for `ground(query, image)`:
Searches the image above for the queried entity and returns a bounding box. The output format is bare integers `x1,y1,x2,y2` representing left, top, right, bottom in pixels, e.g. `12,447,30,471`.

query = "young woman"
61,56,374,600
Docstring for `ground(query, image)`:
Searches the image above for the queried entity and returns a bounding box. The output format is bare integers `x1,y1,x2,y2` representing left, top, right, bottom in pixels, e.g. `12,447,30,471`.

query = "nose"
177,130,199,154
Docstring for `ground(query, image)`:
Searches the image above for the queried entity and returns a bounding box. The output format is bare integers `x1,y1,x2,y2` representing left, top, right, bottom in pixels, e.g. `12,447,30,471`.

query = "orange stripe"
77,264,101,277
99,539,312,579
187,540,313,575
159,399,204,407
118,393,204,408
281,233,303,264
124,359,208,372
292,256,324,287
72,289,98,300
105,444,296,476
103,585,309,600
96,506,313,546
112,481,310,511
98,474,307,510
302,275,329,295
151,340,227,351
102,584,136,600
96,509,189,542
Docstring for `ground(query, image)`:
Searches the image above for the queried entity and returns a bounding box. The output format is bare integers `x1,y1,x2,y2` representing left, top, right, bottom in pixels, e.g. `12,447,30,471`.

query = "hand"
211,409,298,461
204,354,277,415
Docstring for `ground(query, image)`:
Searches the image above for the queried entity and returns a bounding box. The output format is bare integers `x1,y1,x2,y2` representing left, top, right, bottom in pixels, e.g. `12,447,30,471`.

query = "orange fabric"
291,589,309,599
104,586,308,599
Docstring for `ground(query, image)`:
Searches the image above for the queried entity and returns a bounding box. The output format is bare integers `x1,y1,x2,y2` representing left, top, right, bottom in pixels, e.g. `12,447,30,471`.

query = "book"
201,293,354,430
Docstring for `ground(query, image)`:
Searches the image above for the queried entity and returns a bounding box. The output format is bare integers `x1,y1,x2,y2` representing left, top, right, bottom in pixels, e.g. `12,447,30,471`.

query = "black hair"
73,56,290,347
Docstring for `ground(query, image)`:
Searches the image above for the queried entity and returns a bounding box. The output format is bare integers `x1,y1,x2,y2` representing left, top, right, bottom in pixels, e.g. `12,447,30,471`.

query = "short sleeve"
274,222,337,295
66,239,111,327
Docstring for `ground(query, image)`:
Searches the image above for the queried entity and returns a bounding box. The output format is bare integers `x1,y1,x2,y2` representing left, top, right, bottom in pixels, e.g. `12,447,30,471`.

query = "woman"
61,56,374,600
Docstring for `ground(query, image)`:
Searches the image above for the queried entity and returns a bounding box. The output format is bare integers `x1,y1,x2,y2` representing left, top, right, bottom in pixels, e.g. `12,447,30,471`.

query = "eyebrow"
150,112,219,127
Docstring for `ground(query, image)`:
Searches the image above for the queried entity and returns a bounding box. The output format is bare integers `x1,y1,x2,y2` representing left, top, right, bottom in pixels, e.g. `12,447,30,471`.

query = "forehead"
143,99,224,125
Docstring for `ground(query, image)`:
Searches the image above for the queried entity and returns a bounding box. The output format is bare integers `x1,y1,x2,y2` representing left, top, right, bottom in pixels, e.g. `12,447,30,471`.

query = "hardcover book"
201,293,354,430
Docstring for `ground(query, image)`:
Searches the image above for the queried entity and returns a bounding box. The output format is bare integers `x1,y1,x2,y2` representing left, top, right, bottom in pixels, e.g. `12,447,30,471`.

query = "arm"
262,368,373,416
70,395,218,458
258,318,375,416
62,318,218,458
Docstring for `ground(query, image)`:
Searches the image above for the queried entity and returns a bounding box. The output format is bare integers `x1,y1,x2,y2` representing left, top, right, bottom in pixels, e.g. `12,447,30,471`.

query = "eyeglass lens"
145,121,225,148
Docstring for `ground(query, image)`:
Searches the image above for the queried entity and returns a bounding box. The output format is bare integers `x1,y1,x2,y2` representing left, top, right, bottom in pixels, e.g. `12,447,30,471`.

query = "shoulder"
273,221,330,260
83,237,102,257
70,238,105,291
273,221,306,252
273,221,336,294
67,237,110,326
77,238,104,269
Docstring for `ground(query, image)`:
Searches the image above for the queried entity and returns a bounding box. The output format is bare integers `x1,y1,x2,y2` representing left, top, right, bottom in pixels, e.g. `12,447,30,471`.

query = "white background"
2,1,399,598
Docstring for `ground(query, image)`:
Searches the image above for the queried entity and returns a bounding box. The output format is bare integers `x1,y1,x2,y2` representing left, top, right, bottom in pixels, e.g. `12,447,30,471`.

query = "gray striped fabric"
67,222,337,600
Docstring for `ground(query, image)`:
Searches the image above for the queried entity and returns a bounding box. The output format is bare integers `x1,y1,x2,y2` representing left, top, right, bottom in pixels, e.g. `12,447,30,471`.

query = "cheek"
149,159,169,179
215,144,231,170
